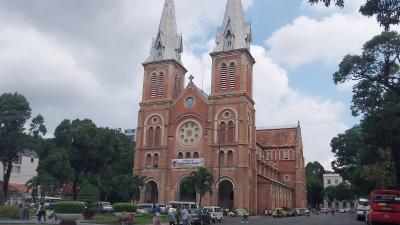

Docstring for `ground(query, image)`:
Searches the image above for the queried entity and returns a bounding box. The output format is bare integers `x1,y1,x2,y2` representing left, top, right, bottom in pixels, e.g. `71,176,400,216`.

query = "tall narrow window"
185,152,191,159
227,150,233,166
219,122,226,143
154,126,161,146
148,127,154,147
150,74,157,97
221,63,227,91
174,75,179,99
229,62,235,89
227,121,235,142
193,152,199,159
146,154,152,167
290,150,294,160
219,151,225,165
158,72,164,96
178,152,183,159
153,153,159,168
284,150,289,160
224,30,233,50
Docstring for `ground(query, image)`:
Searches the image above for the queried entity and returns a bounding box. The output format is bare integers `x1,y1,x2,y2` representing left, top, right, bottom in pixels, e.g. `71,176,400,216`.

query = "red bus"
367,189,400,225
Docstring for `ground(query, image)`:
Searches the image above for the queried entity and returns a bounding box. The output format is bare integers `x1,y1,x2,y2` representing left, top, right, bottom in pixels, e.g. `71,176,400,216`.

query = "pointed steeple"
213,0,252,52
145,0,183,64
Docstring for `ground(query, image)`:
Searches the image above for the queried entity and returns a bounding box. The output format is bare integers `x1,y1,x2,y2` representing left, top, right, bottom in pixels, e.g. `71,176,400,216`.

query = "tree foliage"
182,167,213,206
308,0,400,31
0,93,31,199
305,162,325,208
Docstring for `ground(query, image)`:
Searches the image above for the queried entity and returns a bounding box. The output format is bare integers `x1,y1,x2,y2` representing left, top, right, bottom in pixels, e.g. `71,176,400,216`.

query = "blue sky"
0,0,396,169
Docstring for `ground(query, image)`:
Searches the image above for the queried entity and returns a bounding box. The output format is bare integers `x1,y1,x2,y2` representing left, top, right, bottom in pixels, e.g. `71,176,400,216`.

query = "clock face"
177,121,202,146
184,97,195,108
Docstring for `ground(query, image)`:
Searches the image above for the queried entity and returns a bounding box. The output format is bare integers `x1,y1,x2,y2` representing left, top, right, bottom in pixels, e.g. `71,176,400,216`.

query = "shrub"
54,201,86,214
0,205,20,218
78,183,99,204
112,203,137,213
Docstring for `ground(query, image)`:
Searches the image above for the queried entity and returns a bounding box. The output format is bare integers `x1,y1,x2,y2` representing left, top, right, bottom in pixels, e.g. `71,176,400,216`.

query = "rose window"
177,121,202,146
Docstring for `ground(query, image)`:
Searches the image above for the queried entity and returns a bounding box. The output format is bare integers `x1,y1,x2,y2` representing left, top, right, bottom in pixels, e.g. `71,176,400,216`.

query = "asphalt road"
223,213,366,225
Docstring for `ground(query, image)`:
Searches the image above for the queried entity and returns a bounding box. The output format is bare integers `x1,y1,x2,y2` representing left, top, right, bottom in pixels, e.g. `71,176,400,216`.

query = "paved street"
223,213,365,225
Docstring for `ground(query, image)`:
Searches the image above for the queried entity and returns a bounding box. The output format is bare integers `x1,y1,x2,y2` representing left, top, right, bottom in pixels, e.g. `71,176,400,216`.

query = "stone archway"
179,179,196,202
144,180,159,204
218,180,234,209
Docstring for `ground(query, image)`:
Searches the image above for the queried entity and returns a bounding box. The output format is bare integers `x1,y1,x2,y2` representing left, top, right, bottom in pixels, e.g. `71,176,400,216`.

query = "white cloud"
266,13,382,67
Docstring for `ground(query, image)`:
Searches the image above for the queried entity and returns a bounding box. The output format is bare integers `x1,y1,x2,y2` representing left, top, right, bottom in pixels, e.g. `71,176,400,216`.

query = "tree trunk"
72,178,79,201
199,194,202,207
2,160,13,200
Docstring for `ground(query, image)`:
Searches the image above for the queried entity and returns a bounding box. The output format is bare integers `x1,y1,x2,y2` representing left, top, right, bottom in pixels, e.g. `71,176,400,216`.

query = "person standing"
168,208,177,225
181,207,189,225
152,204,161,225
22,202,29,219
37,202,46,222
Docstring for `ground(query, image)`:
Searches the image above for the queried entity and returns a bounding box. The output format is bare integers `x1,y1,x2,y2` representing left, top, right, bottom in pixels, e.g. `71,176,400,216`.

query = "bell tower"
208,0,257,213
141,0,187,103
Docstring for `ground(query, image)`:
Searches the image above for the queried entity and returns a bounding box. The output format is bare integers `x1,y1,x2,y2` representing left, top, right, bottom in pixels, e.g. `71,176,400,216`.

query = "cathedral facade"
133,0,307,214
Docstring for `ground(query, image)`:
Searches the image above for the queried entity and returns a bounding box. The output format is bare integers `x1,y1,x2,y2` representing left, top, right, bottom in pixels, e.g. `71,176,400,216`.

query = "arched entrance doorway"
218,180,234,209
144,181,158,203
179,179,196,202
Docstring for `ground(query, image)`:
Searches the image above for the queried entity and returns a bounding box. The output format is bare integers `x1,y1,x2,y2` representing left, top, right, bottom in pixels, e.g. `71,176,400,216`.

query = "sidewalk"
0,218,104,225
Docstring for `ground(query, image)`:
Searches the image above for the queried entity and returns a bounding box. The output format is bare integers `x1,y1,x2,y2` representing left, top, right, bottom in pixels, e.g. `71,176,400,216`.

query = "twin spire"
145,0,252,64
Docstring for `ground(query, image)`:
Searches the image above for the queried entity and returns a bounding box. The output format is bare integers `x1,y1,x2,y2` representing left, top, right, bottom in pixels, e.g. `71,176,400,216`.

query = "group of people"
166,205,190,225
12,201,47,221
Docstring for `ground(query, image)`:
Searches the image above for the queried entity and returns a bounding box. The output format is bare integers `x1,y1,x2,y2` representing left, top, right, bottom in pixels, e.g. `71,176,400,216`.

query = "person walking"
168,208,177,225
37,202,46,222
182,207,189,225
331,208,335,216
241,208,249,223
152,204,161,225
22,202,29,219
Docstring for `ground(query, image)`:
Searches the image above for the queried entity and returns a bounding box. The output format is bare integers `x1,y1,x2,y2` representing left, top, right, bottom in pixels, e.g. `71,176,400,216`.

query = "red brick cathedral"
134,0,307,214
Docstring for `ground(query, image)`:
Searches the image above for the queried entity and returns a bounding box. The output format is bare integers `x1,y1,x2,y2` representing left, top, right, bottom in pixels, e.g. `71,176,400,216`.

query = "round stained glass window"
177,121,202,146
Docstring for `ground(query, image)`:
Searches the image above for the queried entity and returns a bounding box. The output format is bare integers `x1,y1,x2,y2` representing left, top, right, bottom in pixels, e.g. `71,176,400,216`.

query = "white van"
137,203,154,213
203,206,223,222
356,198,369,221
168,201,198,210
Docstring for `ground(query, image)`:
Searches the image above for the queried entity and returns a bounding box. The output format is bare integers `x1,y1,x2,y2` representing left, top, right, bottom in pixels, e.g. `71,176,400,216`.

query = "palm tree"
184,167,214,206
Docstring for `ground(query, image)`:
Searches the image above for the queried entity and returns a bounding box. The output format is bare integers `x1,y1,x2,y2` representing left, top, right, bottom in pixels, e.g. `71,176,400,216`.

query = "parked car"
189,208,213,225
97,202,113,214
366,189,400,225
203,206,223,222
159,204,167,213
137,203,153,213
339,209,345,213
356,198,369,221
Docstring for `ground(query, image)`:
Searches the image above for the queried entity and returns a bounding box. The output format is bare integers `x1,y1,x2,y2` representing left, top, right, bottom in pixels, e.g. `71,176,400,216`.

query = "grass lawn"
94,213,167,224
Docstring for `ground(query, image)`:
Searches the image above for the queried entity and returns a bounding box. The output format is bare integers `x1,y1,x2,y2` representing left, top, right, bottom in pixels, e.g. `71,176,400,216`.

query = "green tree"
0,93,31,199
305,162,325,208
308,0,400,31
183,167,213,206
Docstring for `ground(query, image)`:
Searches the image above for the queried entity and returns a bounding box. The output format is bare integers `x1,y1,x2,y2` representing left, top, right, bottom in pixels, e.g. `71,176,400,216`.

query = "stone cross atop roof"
213,0,252,52
145,0,183,65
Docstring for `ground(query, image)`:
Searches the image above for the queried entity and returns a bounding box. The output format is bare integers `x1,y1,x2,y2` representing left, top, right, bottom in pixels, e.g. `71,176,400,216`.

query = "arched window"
193,152,199,159
219,122,226,143
290,150,294,160
227,150,233,166
219,151,225,165
284,150,289,160
154,126,161,146
272,151,275,160
153,153,159,168
150,74,157,97
148,127,154,147
146,154,152,167
185,152,191,159
220,63,227,91
158,72,164,96
178,152,183,159
229,62,235,89
227,121,235,142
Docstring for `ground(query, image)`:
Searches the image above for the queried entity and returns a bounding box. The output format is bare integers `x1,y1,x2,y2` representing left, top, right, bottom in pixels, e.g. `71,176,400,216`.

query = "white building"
323,173,355,210
0,149,39,186
323,173,343,188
